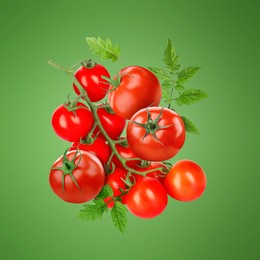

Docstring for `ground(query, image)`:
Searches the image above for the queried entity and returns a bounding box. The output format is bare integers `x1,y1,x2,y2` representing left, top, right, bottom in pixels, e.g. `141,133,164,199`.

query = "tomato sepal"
50,148,81,192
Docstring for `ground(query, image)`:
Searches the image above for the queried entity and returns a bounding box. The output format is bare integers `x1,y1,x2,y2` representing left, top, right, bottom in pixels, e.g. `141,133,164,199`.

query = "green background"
1,0,259,259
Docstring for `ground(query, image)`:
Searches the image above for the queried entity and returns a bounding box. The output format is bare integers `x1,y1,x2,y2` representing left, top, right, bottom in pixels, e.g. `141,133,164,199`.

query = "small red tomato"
126,177,168,219
51,102,94,142
70,136,111,166
104,168,130,208
164,160,207,202
111,142,141,169
133,162,168,184
49,150,105,203
73,61,110,102
93,105,126,140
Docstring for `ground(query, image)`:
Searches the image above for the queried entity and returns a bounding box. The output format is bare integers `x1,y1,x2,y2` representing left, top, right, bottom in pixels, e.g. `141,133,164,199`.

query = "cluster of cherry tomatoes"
49,60,207,219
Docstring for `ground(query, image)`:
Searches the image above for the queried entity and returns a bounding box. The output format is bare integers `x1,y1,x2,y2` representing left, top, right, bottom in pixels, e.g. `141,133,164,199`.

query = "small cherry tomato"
126,177,168,219
104,168,130,208
73,61,110,102
51,102,94,142
93,105,126,140
133,162,168,184
164,160,207,202
70,136,111,166
111,142,141,169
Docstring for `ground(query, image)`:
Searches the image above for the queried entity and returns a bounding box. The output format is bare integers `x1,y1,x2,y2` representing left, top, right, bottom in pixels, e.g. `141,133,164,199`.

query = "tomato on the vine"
70,136,111,166
133,162,168,184
108,66,161,119
127,107,186,161
73,61,110,102
164,160,206,202
93,105,126,140
49,150,105,203
51,102,94,142
103,168,130,208
126,177,168,219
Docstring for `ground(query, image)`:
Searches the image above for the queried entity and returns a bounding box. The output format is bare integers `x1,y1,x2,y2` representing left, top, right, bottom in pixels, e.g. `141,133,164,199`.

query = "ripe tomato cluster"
49,60,207,221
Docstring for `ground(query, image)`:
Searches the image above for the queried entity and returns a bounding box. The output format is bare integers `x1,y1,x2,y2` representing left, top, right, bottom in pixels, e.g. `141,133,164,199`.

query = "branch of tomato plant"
48,59,168,177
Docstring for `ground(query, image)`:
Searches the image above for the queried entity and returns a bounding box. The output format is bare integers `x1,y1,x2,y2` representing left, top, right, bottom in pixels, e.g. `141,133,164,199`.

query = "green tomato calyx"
51,148,81,192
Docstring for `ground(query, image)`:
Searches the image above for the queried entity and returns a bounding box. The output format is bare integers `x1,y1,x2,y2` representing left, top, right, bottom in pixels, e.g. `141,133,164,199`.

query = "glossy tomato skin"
133,162,168,184
108,66,161,119
49,150,105,203
104,168,129,208
51,102,94,142
164,160,206,202
93,106,126,140
70,136,111,166
112,143,141,169
126,177,168,219
73,64,110,102
127,107,186,161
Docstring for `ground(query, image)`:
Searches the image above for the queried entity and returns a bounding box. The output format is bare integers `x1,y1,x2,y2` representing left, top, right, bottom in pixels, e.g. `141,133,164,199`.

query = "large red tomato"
70,136,111,166
108,66,161,119
49,150,105,203
164,160,207,202
126,177,168,219
73,61,110,102
51,102,94,142
127,107,185,161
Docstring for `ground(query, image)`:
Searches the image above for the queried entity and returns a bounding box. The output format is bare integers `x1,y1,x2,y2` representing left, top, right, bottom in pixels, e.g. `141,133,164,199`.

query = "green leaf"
111,201,128,233
181,116,199,134
177,67,200,84
174,84,185,91
86,37,120,62
95,185,113,200
78,200,108,221
147,67,171,82
163,39,180,72
175,89,208,106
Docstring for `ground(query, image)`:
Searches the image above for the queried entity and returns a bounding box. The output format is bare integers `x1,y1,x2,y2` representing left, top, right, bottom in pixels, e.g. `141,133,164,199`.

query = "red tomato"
93,105,126,140
133,162,168,184
51,102,94,142
126,177,168,219
49,150,105,203
70,136,111,166
112,143,141,169
104,168,129,208
73,62,110,102
164,160,206,202
127,107,185,161
108,66,161,119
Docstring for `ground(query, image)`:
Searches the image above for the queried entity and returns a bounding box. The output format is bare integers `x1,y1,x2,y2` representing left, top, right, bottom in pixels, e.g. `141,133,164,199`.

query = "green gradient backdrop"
1,0,259,259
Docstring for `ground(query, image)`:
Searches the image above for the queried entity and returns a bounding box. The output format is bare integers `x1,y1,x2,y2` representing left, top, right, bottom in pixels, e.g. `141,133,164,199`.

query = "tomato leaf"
174,84,185,91
110,201,128,233
86,37,120,62
79,199,108,221
177,67,200,84
163,39,180,72
95,184,113,199
175,89,208,106
181,116,199,134
147,67,171,82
